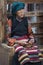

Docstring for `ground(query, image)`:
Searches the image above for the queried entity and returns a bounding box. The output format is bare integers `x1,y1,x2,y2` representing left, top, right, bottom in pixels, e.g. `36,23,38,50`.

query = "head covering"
12,2,25,15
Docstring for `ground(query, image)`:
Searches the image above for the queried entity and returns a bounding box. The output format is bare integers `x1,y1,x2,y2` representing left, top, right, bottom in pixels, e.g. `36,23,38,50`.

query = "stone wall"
0,0,7,42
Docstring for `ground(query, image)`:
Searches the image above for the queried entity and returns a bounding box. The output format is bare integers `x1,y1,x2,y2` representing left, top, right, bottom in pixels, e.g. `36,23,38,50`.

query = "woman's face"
16,9,25,18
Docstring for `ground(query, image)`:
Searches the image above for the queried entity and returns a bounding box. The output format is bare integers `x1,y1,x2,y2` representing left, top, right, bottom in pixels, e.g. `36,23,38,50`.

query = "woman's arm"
28,24,35,44
7,19,16,46
6,19,12,38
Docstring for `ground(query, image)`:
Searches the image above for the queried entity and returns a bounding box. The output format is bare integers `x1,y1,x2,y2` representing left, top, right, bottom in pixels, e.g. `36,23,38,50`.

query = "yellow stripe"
38,53,43,56
20,58,29,64
18,54,28,61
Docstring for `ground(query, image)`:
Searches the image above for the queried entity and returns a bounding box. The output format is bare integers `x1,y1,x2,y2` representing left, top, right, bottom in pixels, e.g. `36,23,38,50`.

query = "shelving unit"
25,3,43,46
25,11,43,16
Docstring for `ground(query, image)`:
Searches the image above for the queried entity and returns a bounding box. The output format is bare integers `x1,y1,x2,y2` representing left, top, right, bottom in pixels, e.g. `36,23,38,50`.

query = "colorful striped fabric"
13,36,41,65
25,45,40,63
14,44,29,65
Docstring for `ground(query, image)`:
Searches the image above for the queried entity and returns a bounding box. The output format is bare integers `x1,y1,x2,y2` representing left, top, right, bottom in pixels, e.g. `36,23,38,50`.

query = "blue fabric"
27,62,41,65
12,35,21,38
12,2,25,15
11,52,20,65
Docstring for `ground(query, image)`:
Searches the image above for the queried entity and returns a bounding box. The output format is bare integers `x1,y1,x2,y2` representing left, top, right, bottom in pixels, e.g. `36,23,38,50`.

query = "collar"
16,16,24,22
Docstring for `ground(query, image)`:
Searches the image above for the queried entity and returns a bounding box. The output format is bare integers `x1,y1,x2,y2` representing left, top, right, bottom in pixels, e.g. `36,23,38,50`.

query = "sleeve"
6,19,12,38
27,18,33,34
27,19,35,44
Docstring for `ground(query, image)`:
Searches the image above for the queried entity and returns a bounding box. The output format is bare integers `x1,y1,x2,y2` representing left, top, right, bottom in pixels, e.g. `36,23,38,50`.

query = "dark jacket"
11,17,28,37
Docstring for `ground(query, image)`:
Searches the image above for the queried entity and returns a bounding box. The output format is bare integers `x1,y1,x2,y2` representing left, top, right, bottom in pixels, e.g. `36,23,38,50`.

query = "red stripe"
30,58,39,60
15,46,23,52
26,46,38,50
26,51,38,54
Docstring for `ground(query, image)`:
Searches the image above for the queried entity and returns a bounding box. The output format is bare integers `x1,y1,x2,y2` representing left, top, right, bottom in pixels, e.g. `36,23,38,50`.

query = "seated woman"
7,2,41,65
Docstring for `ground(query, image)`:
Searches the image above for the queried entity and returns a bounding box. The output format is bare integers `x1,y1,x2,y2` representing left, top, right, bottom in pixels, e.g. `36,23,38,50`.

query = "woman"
7,2,41,65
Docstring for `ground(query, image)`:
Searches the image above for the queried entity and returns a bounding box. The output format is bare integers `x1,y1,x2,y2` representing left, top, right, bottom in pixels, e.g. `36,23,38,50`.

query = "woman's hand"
7,38,16,46
26,40,33,47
